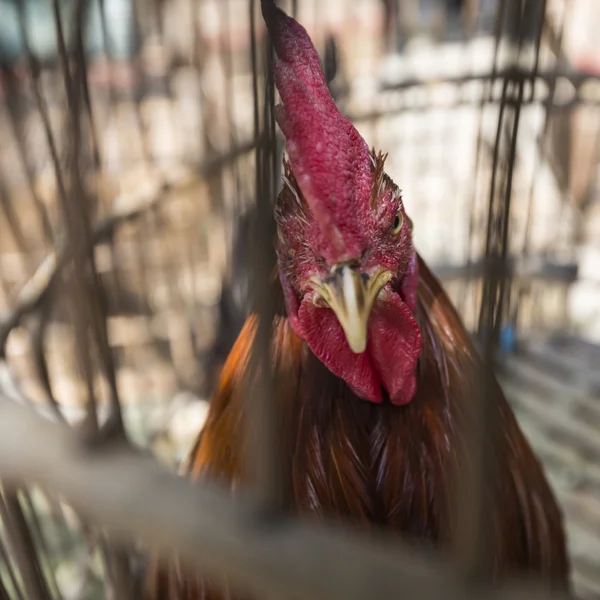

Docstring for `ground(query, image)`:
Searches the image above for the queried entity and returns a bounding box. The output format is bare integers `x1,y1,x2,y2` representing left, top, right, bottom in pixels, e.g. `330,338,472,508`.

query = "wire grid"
0,0,597,598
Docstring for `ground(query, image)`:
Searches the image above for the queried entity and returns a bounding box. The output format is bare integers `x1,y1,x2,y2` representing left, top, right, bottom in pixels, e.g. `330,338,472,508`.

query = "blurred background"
0,0,599,598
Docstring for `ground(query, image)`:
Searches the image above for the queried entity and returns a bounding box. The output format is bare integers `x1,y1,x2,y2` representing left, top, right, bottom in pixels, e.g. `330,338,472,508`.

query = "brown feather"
144,255,570,598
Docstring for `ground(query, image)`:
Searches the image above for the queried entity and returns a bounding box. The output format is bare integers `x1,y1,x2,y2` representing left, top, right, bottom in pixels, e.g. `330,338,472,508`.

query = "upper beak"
310,265,392,354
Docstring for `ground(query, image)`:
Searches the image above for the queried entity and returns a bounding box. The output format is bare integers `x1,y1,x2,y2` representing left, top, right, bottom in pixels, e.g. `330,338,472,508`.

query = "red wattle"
280,265,421,405
367,294,422,405
295,292,421,405
298,302,383,402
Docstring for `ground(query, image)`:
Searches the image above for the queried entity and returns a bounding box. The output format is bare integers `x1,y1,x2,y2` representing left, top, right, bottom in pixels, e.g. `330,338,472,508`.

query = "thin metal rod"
245,0,284,513
0,492,50,600
0,521,25,600
0,394,579,600
380,66,600,92
455,0,532,579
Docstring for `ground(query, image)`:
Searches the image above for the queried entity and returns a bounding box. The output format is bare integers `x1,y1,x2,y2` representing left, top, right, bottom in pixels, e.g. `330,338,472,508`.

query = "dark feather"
144,256,570,598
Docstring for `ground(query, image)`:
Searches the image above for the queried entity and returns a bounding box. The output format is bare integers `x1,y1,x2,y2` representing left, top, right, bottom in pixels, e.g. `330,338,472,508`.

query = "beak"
310,265,392,354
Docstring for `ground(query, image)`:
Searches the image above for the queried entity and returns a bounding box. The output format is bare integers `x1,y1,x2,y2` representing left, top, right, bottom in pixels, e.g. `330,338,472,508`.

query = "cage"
0,0,598,599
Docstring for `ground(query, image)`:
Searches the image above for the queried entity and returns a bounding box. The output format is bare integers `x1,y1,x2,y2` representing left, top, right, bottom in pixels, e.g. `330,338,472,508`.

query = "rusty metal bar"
348,92,598,124
245,0,285,514
381,66,600,92
0,524,24,600
0,394,579,600
431,256,578,283
458,0,508,319
453,0,536,579
0,492,50,600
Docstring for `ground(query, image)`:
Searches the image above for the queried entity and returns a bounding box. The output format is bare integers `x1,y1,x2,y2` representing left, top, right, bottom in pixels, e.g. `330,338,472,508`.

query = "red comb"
261,0,373,263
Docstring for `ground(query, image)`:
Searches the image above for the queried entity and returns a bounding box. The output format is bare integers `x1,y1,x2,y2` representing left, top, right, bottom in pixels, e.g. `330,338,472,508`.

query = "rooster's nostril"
330,259,361,275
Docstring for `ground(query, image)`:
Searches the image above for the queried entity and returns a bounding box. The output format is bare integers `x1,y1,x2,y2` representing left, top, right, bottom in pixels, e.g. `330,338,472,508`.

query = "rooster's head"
263,0,422,406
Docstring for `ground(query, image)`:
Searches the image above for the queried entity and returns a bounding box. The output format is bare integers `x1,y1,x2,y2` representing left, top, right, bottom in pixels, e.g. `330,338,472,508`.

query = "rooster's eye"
392,213,403,235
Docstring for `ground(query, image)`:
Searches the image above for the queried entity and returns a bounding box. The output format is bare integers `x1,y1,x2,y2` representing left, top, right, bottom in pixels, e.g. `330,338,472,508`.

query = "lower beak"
311,265,392,354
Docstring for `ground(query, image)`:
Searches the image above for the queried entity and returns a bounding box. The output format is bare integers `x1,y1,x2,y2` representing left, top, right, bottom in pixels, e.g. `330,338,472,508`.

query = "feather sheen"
145,256,570,598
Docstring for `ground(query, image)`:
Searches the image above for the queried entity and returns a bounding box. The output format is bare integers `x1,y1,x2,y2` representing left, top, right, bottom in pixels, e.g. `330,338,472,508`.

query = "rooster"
145,1,570,597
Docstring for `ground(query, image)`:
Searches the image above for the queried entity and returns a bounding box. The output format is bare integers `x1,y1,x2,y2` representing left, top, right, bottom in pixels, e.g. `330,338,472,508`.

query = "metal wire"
0,0,596,598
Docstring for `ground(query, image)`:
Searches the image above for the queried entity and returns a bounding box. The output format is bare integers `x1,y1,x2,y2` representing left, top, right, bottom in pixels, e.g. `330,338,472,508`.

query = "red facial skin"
263,0,422,405
276,159,422,406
